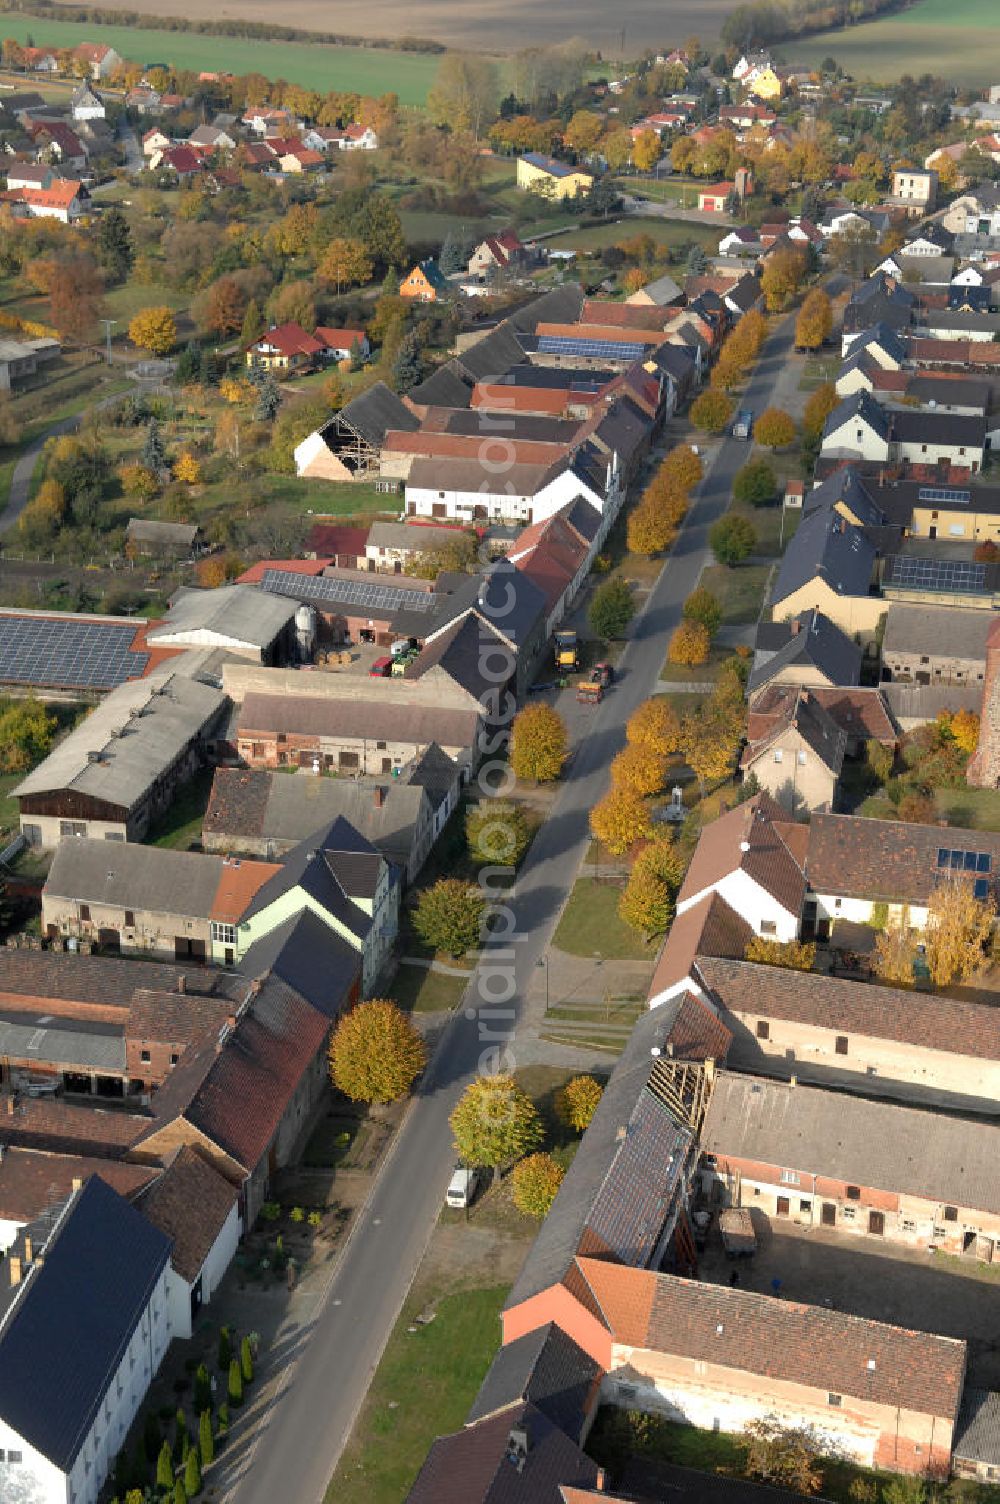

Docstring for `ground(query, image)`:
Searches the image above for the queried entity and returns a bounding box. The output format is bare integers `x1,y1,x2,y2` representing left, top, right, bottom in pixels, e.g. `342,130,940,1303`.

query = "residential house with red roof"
72,41,122,79
245,322,324,373
149,144,204,179
1,178,83,222
468,230,525,281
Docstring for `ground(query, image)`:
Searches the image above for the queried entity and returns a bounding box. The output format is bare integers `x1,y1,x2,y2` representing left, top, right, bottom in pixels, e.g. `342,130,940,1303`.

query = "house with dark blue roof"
0,1175,172,1504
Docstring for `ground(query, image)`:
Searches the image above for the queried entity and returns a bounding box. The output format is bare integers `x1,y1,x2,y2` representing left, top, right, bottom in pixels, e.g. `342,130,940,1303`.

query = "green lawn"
699,563,772,624
325,1283,508,1504
146,769,214,851
659,644,733,685
785,0,1000,85
0,19,441,104
390,963,468,1014
0,773,20,839
554,217,721,255
858,785,1000,832
553,877,652,960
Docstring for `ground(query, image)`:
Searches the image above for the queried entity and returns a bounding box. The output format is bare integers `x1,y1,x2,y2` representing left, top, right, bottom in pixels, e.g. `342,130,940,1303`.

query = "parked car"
591,662,613,688
577,681,604,705
369,656,392,678
446,1165,480,1208
732,409,754,440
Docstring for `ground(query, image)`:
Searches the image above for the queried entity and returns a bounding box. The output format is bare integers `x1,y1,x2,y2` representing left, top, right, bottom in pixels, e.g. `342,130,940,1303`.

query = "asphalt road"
220,306,802,1504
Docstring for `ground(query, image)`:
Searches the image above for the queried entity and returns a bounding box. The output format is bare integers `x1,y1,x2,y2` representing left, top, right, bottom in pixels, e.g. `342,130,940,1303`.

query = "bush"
558,1075,604,1132
413,879,484,957
668,620,710,667
682,587,722,638
866,739,894,783
227,1359,243,1408
733,458,777,508
589,577,634,639
709,515,757,567
744,936,816,970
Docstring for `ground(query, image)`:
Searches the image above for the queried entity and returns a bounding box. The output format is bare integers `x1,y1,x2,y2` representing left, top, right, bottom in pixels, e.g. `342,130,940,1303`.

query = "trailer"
720,1207,756,1260
577,681,604,705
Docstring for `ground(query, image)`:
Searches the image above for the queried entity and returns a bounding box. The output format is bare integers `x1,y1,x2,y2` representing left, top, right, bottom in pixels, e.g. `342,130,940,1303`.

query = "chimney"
6,1097,13,1117
226,1013,237,1031
791,618,801,636
373,786,385,809
23,1236,31,1264
790,1074,797,1087
72,1177,82,1191
177,975,186,995
8,1256,20,1287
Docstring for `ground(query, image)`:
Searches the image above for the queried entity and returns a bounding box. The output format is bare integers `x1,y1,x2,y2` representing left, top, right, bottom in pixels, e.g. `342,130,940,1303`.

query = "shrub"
240,1335,254,1385
558,1075,604,1132
744,937,816,970
733,458,777,508
466,801,531,867
413,879,484,957
710,514,757,567
227,1359,243,1408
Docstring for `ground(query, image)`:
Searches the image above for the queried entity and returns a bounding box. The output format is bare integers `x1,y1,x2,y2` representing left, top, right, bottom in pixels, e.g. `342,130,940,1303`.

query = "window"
140,1049,151,1063
828,1394,842,1407
780,1169,800,1186
759,920,776,936
773,748,783,763
756,1020,770,1040
124,910,135,929
7,1451,21,1464
60,820,87,838
835,1035,849,1055
796,749,807,765
170,1052,179,1066
211,921,237,945
944,1206,958,1221
79,903,91,922
800,1199,812,1213
846,1185,861,1200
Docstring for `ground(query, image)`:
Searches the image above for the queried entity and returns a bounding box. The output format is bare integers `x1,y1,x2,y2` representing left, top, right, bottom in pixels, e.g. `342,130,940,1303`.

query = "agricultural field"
38,0,738,52
785,0,1000,85
0,16,441,105
553,217,722,255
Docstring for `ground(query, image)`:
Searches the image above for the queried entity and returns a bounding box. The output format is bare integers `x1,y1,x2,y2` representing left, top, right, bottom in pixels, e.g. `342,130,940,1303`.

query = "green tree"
198,1410,214,1469
733,458,777,507
511,1152,565,1217
240,1335,254,1384
413,879,485,956
174,1481,188,1504
97,205,134,284
450,1074,543,1182
466,801,531,868
183,1448,201,1499
589,578,634,639
241,298,264,347
218,1326,232,1373
228,1358,243,1407
509,703,568,783
194,1363,211,1414
141,418,167,474
392,331,426,394
254,373,282,423
0,696,56,773
682,587,722,638
558,1075,604,1132
742,1419,823,1495
710,515,757,567
157,1441,174,1492
329,999,426,1103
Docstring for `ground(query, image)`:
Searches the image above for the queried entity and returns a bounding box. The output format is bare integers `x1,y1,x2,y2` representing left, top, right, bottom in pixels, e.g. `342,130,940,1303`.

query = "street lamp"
536,956,549,1012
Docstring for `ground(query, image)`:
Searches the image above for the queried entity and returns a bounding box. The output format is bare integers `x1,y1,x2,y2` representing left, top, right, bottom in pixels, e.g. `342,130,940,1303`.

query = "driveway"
216,304,804,1504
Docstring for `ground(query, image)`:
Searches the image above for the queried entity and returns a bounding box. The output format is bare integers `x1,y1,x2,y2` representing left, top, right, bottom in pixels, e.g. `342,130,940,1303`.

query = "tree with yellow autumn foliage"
626,697,681,755
128,306,177,355
610,743,667,798
668,619,711,667
173,450,201,485
589,788,652,854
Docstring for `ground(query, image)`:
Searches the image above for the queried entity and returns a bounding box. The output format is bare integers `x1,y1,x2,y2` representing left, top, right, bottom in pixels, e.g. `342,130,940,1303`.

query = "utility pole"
100,318,117,365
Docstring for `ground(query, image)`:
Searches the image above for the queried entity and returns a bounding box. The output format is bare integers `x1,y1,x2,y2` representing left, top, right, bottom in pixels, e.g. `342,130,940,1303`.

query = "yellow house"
747,66,782,100
399,258,448,302
516,152,593,199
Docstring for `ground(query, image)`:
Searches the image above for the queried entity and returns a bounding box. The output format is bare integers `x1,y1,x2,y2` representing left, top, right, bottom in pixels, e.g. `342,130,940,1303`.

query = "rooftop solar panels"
0,616,149,690
936,847,992,900
917,487,972,505
537,335,646,363
260,568,435,614
885,556,988,594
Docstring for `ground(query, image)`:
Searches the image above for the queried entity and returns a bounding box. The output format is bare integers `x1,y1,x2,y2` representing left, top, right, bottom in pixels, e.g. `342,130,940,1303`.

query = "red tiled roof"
237,558,331,585
647,891,753,1001
250,321,323,358
0,1149,156,1222
314,327,365,349
3,180,79,210
209,857,282,923
138,1145,239,1281
676,791,807,916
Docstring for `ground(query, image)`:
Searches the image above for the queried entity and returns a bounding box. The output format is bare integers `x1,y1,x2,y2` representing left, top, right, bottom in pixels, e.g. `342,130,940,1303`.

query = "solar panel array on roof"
917,486,972,505
0,616,149,689
537,335,646,362
885,556,987,593
260,568,435,614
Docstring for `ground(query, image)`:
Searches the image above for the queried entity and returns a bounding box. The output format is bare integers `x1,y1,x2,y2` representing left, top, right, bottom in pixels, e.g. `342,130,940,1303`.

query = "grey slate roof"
770,507,878,608
408,612,514,699
466,1323,601,1440
504,282,584,332
238,907,363,1013
803,467,886,528
702,1072,1000,1214
407,362,475,409
954,1388,1000,1466
0,1008,124,1072
239,817,378,940
14,671,225,813
823,389,891,445
633,272,683,305
149,584,296,651
44,838,223,919
406,1400,600,1504
843,322,908,365
336,381,420,445
0,1176,171,1472
883,602,992,663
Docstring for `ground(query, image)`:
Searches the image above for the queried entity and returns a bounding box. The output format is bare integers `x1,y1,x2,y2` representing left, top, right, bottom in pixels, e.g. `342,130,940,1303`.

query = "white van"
446,1165,480,1209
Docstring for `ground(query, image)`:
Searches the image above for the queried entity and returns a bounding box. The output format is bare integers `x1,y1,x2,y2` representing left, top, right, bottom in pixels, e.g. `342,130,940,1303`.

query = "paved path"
397,956,475,978
217,304,805,1504
1,413,85,536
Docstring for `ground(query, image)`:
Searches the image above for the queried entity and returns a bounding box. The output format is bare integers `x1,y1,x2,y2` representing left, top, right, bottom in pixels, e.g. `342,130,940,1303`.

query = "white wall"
165,1200,241,1340
678,869,799,942
1,1264,170,1504
0,1216,22,1252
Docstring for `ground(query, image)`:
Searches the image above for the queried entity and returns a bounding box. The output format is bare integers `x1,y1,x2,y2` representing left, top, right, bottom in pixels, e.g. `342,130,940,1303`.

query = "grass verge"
698,563,772,625
391,964,469,1014
553,877,652,960
325,1283,508,1504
